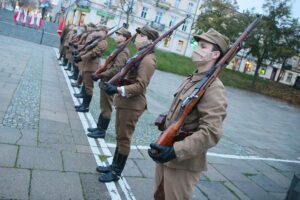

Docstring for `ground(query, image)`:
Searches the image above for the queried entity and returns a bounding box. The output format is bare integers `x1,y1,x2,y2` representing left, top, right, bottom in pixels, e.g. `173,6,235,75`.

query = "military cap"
87,23,96,28
116,27,132,39
194,28,230,53
97,25,109,33
136,25,159,41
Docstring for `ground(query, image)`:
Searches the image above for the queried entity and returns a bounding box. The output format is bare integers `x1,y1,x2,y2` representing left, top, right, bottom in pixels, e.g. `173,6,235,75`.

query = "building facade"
63,0,202,57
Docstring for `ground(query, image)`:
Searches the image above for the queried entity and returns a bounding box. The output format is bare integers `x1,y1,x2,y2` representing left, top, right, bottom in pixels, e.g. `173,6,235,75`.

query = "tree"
196,0,300,87
119,0,134,25
247,0,300,86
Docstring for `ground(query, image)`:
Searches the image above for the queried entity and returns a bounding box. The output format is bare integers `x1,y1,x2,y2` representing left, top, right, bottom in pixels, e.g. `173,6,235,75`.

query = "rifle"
77,24,127,53
108,15,191,86
151,15,261,149
91,33,138,81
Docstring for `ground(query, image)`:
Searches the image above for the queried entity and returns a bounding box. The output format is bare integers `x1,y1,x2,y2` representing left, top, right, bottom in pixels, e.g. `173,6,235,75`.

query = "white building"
63,0,202,56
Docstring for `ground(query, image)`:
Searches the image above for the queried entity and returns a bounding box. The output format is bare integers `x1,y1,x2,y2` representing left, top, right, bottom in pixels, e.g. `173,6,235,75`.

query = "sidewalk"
0,34,299,200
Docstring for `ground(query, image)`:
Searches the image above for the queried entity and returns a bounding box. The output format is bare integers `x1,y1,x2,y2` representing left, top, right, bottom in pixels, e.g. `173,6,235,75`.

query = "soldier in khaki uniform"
96,26,159,183
74,26,108,112
58,24,70,65
148,29,229,200
71,23,97,89
64,26,77,71
87,28,132,139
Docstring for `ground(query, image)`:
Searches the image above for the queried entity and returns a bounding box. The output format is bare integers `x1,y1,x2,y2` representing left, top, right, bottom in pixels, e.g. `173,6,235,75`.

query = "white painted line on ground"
54,48,136,200
106,142,300,164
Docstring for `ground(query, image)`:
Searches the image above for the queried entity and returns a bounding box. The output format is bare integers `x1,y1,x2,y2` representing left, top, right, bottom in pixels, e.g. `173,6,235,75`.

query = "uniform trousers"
154,164,201,200
115,108,144,155
82,71,94,96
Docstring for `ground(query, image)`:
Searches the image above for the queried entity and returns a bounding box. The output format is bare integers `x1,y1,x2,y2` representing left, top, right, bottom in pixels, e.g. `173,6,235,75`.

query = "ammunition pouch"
154,112,168,131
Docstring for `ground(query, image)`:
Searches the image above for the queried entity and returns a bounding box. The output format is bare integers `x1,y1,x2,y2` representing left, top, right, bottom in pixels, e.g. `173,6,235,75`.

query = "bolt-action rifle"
108,15,191,86
91,33,138,81
76,24,127,53
151,15,261,150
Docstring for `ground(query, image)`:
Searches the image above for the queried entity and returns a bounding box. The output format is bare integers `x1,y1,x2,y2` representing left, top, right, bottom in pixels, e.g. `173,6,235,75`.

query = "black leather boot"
87,115,110,138
87,114,102,132
74,85,85,99
64,62,72,71
60,57,68,66
69,66,79,80
76,95,92,113
96,147,118,173
71,82,80,88
98,152,128,182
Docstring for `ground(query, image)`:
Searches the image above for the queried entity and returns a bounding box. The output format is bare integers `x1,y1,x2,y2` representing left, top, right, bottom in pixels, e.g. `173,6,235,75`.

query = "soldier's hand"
103,82,118,95
74,56,82,63
91,73,99,81
148,143,176,163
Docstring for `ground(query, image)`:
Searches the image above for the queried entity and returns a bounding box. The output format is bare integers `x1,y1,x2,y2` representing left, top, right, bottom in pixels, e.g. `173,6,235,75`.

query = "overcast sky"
235,0,300,21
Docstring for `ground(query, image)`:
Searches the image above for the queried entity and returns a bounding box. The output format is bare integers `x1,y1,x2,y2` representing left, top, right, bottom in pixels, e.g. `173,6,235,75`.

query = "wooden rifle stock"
92,33,138,80
154,15,261,148
108,15,191,86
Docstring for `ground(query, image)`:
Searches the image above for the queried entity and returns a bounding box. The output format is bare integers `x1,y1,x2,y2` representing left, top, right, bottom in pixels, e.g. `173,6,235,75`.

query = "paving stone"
17,128,38,146
76,145,94,154
69,118,85,131
212,163,250,182
0,167,30,200
72,131,90,145
128,148,145,159
40,109,69,123
0,143,18,167
17,146,63,170
79,173,111,200
30,170,84,200
0,126,21,144
134,158,155,178
39,130,74,145
265,161,300,173
62,151,96,173
249,173,287,192
223,181,251,200
39,119,72,135
197,181,239,200
123,158,143,177
191,187,208,200
232,180,279,200
126,177,154,200
203,164,228,181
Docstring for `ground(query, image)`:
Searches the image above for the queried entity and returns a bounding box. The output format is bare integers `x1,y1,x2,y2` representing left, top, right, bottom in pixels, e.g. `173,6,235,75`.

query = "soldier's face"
135,33,150,49
192,40,220,66
99,30,107,38
114,33,126,43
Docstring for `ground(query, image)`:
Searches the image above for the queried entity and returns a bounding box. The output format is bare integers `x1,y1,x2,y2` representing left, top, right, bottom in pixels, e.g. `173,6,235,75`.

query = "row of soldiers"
58,22,229,200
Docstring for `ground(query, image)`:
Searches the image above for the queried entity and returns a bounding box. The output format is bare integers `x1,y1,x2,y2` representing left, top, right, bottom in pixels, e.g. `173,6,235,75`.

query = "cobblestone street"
0,9,300,200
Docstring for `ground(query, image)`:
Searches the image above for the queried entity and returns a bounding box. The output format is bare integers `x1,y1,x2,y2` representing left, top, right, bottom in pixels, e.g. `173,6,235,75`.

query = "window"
155,11,163,23
286,72,293,82
164,36,171,48
187,2,193,12
169,16,177,27
176,40,184,52
141,7,148,18
182,21,188,32
174,0,180,8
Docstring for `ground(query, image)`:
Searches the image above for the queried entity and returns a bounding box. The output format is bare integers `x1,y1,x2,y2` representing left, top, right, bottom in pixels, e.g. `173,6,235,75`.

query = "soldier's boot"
87,115,110,139
75,95,92,113
87,114,102,132
71,82,80,88
60,57,68,66
64,62,72,71
69,66,79,80
98,152,128,182
96,147,118,173
74,85,85,99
